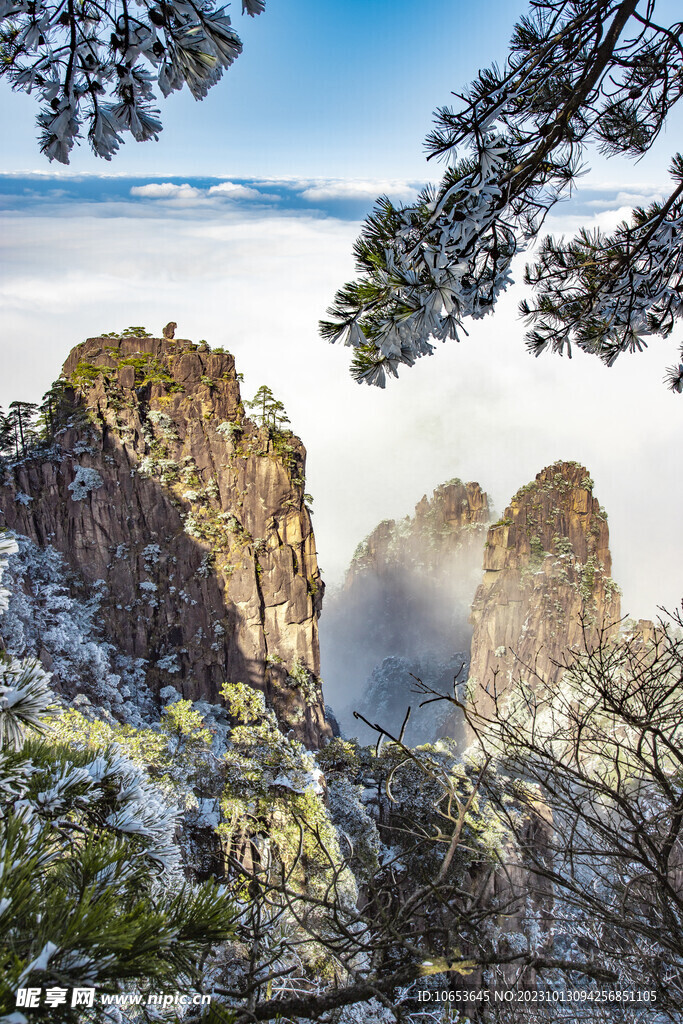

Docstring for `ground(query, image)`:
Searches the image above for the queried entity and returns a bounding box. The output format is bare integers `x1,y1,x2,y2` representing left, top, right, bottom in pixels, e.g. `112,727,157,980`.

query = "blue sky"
0,0,529,177
1,0,682,626
2,0,680,180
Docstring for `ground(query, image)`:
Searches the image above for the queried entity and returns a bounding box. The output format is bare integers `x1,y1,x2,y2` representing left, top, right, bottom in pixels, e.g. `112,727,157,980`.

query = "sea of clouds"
0,174,680,621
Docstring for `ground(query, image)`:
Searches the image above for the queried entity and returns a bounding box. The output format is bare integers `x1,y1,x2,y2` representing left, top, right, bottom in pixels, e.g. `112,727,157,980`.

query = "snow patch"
68,466,104,501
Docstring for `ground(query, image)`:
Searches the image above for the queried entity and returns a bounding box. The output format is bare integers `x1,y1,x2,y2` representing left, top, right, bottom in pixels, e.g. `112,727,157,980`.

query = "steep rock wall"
0,335,330,746
468,461,621,718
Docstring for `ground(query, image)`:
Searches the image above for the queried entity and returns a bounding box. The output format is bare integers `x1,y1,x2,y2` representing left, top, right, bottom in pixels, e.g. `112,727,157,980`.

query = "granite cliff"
467,461,621,718
0,333,330,746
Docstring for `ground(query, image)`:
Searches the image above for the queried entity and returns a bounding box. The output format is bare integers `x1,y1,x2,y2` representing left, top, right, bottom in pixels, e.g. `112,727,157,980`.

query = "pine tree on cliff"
37,379,74,441
7,401,38,459
0,410,14,460
246,385,290,433
321,0,683,392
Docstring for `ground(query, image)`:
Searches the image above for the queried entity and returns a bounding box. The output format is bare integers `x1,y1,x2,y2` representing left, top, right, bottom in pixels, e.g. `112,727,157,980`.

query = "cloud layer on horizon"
0,173,431,221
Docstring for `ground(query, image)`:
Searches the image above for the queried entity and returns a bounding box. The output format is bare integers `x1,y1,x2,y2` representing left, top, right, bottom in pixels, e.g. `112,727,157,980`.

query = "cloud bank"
299,179,423,203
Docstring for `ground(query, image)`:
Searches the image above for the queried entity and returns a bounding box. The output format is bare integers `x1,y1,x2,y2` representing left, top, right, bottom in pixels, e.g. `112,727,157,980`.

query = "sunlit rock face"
0,335,330,747
321,478,491,737
467,461,621,719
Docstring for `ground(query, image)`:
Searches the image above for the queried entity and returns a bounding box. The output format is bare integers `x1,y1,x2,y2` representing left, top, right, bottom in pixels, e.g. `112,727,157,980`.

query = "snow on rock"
68,465,104,501
0,533,154,725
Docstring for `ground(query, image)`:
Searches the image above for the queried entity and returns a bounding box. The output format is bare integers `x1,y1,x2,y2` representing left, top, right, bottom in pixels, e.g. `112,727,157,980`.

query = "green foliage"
118,354,185,393
529,534,546,565
575,553,599,602
70,360,111,388
122,327,153,337
316,736,361,776
553,534,574,557
221,681,266,725
217,697,349,911
286,659,320,707
306,574,319,598
49,706,171,776
98,327,153,339
0,379,86,463
512,480,537,501
161,699,213,754
245,384,291,434
271,431,299,474
37,378,79,438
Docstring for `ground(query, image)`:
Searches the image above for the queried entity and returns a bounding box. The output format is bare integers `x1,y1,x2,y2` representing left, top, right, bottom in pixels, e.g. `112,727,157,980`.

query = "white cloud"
207,181,275,200
583,190,666,210
299,178,425,203
127,175,428,205
251,176,315,189
129,180,279,204
544,205,648,238
130,182,202,201
0,169,145,179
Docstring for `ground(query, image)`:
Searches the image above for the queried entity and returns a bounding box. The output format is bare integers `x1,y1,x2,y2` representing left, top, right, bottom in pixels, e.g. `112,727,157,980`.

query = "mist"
318,482,490,740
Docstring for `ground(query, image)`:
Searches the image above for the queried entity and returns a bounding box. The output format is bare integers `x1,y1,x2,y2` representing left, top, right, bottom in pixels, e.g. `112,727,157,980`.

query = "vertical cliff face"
320,479,490,732
0,335,330,746
467,461,621,718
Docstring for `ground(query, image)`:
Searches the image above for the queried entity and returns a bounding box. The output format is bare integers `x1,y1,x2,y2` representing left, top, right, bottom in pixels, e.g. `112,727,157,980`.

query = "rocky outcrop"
467,461,621,718
352,654,467,747
347,479,489,589
0,334,330,746
320,479,490,734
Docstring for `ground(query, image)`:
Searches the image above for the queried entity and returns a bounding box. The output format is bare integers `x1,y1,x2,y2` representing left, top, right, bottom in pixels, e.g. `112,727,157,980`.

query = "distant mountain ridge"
467,460,622,719
326,462,627,747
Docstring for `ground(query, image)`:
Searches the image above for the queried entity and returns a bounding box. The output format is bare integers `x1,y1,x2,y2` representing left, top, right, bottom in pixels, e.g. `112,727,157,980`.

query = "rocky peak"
346,478,490,590
320,478,490,733
467,461,621,719
0,333,331,746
